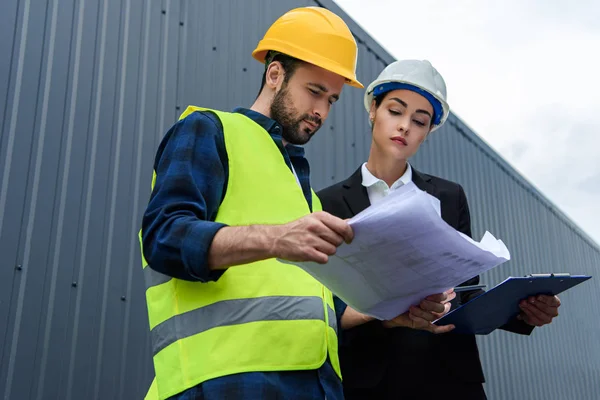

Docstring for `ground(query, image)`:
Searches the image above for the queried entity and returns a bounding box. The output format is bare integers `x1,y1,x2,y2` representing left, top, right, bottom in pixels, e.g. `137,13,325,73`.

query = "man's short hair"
257,51,305,97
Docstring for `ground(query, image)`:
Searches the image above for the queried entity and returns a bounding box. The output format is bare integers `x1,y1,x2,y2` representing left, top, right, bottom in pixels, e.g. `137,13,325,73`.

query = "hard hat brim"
252,43,363,89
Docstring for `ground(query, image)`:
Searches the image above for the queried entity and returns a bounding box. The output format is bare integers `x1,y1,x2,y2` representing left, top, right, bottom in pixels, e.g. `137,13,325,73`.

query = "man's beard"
270,87,322,145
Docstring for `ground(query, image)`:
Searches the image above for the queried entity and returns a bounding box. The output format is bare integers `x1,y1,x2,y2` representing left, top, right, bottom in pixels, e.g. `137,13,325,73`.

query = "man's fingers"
305,248,329,264
312,239,338,257
315,212,354,243
316,225,345,247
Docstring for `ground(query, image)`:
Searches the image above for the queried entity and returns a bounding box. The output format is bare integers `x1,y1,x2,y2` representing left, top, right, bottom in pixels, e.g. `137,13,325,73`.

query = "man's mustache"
302,114,322,127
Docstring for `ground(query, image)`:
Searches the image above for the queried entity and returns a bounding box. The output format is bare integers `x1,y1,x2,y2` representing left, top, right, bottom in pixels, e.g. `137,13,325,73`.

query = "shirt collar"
233,107,306,158
361,162,413,189
234,107,278,132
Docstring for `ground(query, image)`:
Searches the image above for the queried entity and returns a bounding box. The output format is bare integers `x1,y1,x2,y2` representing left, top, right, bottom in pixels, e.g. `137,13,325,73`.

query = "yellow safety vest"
139,106,340,399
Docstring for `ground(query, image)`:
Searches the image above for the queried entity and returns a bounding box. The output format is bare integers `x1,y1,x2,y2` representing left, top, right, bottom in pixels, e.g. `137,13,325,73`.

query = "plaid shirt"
142,108,312,282
142,108,342,400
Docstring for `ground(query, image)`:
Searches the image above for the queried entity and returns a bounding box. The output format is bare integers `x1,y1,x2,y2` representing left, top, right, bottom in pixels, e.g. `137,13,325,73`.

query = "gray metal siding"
0,0,598,399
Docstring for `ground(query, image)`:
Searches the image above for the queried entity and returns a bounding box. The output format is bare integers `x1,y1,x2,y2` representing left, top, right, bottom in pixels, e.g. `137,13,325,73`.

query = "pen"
452,284,487,293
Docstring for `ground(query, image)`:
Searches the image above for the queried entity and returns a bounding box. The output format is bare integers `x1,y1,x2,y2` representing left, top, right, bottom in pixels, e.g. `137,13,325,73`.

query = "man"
138,7,364,400
317,59,562,399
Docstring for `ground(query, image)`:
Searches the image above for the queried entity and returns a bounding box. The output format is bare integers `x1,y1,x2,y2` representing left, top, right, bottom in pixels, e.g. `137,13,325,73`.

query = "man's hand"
517,295,561,327
271,211,354,264
382,289,456,334
207,212,352,270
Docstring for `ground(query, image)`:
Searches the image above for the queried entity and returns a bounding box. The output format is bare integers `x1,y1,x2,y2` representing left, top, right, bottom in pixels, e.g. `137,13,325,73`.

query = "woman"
317,59,561,400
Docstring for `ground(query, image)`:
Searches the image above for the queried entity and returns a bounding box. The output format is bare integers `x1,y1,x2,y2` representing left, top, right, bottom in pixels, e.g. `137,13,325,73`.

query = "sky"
335,0,600,246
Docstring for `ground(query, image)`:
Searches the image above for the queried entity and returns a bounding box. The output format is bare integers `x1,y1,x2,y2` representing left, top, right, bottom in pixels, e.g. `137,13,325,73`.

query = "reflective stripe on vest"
143,264,172,287
149,295,338,355
142,265,339,351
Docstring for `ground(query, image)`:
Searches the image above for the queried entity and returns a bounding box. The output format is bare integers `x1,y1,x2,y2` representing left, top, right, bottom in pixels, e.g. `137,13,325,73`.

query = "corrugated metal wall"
0,0,598,399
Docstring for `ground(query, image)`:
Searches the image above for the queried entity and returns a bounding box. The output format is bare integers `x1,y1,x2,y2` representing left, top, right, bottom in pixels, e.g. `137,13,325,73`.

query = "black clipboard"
434,274,592,334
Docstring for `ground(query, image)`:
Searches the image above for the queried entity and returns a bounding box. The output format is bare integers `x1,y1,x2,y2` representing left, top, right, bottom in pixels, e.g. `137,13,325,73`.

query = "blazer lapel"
412,167,438,198
342,167,372,216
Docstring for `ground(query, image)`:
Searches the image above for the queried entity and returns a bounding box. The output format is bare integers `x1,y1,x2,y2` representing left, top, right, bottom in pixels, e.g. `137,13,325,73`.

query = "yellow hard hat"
252,7,363,88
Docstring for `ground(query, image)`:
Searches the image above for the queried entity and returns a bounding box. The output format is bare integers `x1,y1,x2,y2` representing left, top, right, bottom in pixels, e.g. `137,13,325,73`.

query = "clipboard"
434,274,592,335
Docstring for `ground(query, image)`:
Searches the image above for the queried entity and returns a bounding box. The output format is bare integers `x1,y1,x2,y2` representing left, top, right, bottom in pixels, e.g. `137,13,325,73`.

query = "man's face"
270,63,345,145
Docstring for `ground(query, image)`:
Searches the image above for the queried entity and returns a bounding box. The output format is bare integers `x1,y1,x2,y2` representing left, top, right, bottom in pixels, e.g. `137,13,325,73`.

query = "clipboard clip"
527,273,571,278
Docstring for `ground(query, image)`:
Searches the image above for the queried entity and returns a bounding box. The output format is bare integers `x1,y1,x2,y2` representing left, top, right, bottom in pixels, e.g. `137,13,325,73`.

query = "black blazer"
317,166,533,391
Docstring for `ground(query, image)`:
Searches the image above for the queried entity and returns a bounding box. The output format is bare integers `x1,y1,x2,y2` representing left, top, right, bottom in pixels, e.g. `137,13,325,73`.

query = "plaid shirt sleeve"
141,111,228,282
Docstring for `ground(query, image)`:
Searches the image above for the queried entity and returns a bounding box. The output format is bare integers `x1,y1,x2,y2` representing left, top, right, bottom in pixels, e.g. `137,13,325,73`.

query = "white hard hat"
364,60,449,132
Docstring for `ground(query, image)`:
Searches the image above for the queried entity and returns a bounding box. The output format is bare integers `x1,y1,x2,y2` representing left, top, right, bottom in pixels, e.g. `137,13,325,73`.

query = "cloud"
578,173,600,195
503,141,529,163
335,0,600,245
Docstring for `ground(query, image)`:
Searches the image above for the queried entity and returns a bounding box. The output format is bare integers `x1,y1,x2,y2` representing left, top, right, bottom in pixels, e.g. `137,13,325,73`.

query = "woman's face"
369,89,433,161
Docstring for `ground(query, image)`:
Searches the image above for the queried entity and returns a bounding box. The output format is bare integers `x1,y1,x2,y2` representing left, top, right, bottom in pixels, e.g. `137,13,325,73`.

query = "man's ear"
265,61,285,91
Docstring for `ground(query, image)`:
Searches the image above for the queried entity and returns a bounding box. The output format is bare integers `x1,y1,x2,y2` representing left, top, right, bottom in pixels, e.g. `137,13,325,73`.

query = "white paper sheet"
280,182,511,320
